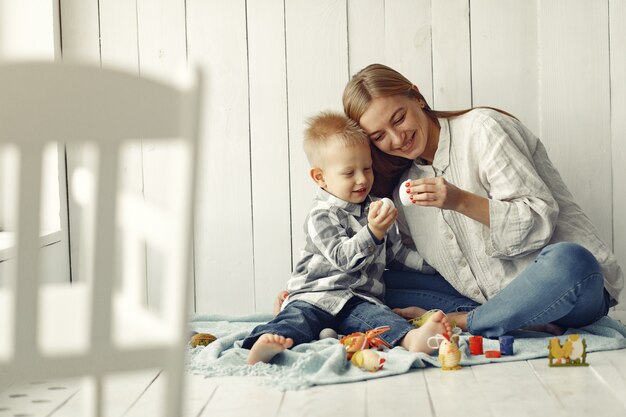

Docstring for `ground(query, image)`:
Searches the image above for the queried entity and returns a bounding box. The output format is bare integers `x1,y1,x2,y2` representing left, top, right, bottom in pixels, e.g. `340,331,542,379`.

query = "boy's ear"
310,167,326,188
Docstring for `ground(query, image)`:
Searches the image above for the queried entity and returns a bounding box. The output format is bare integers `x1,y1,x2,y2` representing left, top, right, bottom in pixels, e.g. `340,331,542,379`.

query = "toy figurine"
548,334,588,367
190,332,217,348
437,333,462,371
567,334,587,364
339,326,391,359
350,349,385,372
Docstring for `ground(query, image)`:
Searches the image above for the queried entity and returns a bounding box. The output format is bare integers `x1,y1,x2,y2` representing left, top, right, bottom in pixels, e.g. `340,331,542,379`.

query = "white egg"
399,178,414,206
381,197,395,209
318,328,338,340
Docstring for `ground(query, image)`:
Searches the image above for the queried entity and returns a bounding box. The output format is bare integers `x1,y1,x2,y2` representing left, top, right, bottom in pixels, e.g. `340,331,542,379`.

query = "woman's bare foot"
392,306,428,319
272,291,289,316
247,334,294,364
447,312,468,332
401,310,453,354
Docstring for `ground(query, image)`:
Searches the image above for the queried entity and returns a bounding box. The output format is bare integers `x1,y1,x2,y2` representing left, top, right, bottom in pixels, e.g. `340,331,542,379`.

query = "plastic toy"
339,326,391,359
484,350,501,358
499,335,514,355
380,197,395,209
434,333,462,371
190,332,217,348
350,349,385,372
469,335,483,355
548,334,588,367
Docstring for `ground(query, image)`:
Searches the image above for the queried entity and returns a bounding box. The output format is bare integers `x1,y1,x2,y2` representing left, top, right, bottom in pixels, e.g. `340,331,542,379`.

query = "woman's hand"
406,177,462,210
406,178,490,226
367,200,398,240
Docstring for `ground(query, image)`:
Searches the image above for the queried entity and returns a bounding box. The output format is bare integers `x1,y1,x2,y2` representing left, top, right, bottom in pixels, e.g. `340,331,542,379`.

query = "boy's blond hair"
303,111,369,166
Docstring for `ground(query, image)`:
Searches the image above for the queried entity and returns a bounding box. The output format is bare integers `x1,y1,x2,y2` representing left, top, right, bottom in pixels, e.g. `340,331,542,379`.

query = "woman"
342,63,623,337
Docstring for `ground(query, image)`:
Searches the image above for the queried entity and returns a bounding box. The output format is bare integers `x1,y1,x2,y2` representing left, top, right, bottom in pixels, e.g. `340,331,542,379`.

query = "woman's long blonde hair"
343,63,513,197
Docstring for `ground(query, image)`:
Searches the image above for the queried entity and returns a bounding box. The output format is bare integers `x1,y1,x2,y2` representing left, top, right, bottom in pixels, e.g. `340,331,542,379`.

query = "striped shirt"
285,188,434,315
395,108,623,305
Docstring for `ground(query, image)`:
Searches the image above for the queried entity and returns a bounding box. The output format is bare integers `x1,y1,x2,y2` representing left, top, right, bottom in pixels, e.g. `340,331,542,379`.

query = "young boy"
242,111,451,364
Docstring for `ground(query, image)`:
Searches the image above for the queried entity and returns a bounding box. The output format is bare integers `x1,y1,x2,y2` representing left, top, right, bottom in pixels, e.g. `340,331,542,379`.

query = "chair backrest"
0,61,202,417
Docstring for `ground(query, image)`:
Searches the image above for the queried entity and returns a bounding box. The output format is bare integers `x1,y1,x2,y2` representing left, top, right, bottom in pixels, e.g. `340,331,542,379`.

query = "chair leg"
81,375,103,417
164,364,185,417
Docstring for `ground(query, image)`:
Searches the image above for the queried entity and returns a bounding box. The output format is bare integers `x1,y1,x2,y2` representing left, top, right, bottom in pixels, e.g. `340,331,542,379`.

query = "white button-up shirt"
395,109,624,305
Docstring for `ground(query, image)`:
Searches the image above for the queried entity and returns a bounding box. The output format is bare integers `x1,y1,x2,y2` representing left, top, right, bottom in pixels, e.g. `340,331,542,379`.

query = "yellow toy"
189,332,217,348
548,334,588,367
567,334,586,364
339,326,391,360
437,333,462,371
409,309,457,329
350,349,385,372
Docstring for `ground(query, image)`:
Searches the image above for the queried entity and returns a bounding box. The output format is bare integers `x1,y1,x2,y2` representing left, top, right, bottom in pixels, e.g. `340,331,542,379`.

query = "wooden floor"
3,313,626,417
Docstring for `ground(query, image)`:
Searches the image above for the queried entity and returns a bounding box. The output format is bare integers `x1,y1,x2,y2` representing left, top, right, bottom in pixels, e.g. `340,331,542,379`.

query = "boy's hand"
368,200,398,241
273,290,289,316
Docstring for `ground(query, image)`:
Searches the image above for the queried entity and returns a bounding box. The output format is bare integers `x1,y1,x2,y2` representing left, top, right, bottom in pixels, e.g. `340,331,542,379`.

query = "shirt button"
459,259,467,268
446,233,454,240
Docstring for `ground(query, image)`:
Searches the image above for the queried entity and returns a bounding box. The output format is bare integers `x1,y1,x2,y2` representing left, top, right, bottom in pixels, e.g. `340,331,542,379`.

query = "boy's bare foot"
392,306,428,319
247,334,294,365
273,291,289,316
401,310,453,354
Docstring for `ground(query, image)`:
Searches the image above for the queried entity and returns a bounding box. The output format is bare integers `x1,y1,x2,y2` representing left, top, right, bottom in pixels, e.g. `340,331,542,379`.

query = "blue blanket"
187,313,626,391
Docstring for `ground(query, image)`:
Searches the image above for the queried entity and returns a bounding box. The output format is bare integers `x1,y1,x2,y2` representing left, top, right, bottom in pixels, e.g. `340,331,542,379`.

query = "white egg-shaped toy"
319,328,338,340
399,178,413,206
380,197,395,209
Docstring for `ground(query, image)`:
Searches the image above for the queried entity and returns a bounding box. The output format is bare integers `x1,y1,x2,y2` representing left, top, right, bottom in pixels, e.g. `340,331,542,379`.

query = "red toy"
485,350,501,358
339,326,391,359
469,335,483,355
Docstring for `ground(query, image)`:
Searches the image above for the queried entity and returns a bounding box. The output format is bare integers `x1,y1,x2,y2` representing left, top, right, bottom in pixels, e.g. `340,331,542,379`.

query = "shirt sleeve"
307,207,379,273
477,113,559,258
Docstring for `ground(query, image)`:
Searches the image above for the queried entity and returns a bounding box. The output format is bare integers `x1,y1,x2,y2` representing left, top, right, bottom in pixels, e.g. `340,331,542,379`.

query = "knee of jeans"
544,242,601,278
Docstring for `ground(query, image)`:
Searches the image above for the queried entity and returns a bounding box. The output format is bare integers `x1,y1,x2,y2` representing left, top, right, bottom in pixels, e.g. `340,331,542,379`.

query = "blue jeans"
242,297,415,349
384,242,611,338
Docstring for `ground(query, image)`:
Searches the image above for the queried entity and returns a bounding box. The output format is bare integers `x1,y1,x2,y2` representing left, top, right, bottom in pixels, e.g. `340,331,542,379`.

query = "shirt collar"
315,187,370,216
413,117,450,175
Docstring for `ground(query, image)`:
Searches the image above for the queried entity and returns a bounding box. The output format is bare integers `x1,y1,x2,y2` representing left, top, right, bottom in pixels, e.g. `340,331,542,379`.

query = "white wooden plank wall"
56,0,626,315
285,0,349,265
539,0,612,245
611,0,626,314
247,0,293,312
470,0,539,133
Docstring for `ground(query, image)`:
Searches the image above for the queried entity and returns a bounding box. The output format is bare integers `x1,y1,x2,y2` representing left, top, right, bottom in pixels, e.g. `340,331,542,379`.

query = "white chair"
0,61,202,416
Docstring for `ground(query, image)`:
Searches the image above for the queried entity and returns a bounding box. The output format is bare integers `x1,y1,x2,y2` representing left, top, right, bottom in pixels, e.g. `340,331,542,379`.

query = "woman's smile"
397,132,415,153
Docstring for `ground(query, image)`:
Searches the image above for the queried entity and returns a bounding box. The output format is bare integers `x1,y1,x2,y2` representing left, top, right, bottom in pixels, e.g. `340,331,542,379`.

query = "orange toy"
339,327,391,359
